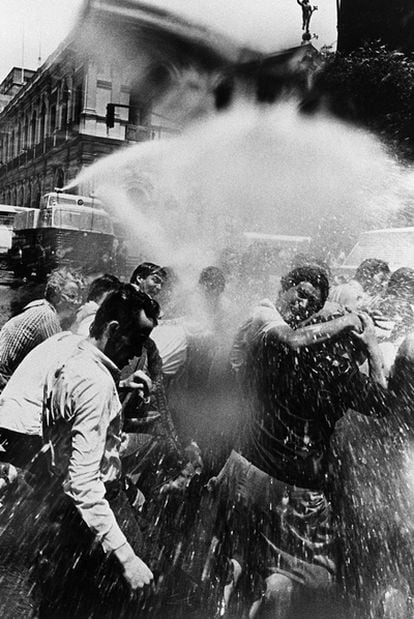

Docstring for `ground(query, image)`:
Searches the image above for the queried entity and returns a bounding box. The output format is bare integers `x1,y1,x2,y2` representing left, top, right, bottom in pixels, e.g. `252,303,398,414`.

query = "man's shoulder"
62,347,114,384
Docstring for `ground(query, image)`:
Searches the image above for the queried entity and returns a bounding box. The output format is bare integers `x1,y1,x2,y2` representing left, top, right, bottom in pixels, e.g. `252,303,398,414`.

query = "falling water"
70,100,413,287
66,98,414,617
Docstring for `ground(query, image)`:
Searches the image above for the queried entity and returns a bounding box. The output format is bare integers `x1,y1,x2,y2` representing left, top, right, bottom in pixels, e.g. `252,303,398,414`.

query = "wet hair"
386,267,414,300
87,274,121,303
90,284,160,339
291,253,332,280
45,267,85,304
354,259,390,285
130,262,167,283
280,266,329,306
199,266,226,293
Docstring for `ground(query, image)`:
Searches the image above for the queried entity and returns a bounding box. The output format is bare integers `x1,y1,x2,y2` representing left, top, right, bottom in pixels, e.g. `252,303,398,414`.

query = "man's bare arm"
264,312,362,351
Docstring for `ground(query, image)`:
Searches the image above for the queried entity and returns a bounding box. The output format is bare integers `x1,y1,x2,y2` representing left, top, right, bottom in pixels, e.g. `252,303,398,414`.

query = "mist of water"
71,100,412,275
63,93,414,616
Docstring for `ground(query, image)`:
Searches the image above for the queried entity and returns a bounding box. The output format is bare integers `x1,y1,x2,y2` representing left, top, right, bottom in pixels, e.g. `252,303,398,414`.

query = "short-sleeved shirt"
0,299,61,382
236,306,386,490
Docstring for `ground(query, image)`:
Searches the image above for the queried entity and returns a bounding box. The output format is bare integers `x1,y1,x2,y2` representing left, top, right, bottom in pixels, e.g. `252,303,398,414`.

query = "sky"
0,0,337,83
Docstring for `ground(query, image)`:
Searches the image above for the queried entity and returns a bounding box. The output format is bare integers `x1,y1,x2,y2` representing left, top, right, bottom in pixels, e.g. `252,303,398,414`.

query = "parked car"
336,227,414,279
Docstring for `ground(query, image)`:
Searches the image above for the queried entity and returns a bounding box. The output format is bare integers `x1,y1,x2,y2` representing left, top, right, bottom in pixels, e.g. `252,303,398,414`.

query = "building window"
40,104,46,141
50,105,57,133
9,130,15,159
55,168,64,189
31,111,37,145
23,115,29,149
73,83,83,126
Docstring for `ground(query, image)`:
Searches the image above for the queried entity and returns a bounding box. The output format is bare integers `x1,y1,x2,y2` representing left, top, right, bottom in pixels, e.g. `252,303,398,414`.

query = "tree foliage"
312,44,414,159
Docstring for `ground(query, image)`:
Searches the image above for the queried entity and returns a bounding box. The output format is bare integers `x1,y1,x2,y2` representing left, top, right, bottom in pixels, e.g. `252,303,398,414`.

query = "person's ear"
104,320,120,339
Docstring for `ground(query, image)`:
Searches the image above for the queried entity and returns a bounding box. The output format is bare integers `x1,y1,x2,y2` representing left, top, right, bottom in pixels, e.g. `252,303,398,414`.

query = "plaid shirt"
0,299,60,383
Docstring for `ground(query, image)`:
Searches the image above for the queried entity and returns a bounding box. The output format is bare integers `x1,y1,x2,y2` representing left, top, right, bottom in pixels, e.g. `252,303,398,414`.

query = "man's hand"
351,313,378,349
114,543,153,590
120,370,152,402
0,462,18,497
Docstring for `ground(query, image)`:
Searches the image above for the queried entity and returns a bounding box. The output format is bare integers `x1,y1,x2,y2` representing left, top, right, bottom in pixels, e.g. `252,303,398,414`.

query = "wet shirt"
71,300,99,337
43,339,126,554
0,331,82,436
0,299,61,382
238,312,386,490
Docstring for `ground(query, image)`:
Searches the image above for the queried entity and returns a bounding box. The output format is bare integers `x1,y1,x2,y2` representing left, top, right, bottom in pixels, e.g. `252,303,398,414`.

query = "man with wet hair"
331,258,390,310
72,273,121,336
0,267,84,388
354,258,390,294
130,261,167,298
217,265,387,618
35,284,159,615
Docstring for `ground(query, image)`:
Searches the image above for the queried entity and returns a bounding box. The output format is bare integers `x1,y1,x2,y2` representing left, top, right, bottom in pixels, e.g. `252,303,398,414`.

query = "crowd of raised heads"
0,253,414,618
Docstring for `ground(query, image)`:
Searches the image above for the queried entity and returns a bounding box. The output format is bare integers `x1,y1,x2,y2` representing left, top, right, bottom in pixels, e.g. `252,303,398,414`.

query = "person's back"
0,267,83,386
0,331,82,440
0,299,60,385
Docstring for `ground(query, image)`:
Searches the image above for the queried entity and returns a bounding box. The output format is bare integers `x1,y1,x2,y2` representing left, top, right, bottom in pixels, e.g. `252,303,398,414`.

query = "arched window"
32,181,41,207
55,168,64,189
31,111,37,145
17,120,22,153
9,130,15,159
23,115,29,149
73,79,83,126
16,186,23,206
39,103,46,141
24,182,32,208
50,105,56,133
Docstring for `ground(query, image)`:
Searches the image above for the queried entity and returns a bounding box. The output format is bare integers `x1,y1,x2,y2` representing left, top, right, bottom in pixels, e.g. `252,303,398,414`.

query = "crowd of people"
0,254,413,618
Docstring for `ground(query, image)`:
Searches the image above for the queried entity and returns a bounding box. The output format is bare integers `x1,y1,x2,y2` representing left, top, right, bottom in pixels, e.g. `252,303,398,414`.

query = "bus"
8,192,115,279
0,204,30,255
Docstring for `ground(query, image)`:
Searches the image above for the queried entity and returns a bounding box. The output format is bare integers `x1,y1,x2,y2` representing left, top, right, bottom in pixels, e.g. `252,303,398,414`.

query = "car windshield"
344,229,414,271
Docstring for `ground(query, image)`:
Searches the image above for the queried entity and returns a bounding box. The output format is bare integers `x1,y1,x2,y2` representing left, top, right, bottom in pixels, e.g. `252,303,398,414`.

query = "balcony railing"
0,131,71,176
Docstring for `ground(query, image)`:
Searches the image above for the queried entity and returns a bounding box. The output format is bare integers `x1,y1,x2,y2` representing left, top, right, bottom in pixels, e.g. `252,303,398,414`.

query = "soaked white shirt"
43,339,126,554
0,331,82,436
151,319,188,377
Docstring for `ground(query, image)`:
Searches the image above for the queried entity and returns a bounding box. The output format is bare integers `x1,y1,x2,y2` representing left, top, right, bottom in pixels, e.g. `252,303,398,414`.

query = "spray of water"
70,100,411,276
66,99,414,615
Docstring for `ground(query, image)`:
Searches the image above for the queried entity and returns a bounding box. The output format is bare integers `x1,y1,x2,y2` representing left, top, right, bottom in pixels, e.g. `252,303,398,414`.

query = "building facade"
0,32,181,208
0,0,247,208
0,0,320,209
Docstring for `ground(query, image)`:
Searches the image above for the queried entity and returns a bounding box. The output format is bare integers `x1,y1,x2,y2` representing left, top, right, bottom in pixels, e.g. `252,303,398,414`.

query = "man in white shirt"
0,331,82,466
26,285,159,616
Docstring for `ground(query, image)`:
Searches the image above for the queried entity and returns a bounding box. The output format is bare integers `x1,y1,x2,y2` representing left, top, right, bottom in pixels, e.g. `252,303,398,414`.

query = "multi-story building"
0,0,321,209
0,39,180,207
0,0,244,208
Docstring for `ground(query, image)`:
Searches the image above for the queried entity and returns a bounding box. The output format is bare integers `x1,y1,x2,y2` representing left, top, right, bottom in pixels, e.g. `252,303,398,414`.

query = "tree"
310,44,414,160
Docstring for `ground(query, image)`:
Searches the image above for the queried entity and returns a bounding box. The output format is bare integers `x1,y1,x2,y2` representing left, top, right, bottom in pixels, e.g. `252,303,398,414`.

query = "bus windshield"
51,207,114,234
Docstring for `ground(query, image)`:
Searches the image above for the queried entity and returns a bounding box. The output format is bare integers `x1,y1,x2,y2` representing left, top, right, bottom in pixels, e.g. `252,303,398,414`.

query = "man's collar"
77,338,121,381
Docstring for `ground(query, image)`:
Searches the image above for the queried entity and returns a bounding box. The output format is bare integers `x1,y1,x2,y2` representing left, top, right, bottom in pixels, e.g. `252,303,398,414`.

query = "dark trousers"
35,479,150,619
0,428,42,469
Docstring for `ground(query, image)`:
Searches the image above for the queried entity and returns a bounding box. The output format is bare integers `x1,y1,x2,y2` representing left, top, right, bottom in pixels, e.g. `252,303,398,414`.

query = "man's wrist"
114,542,136,566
